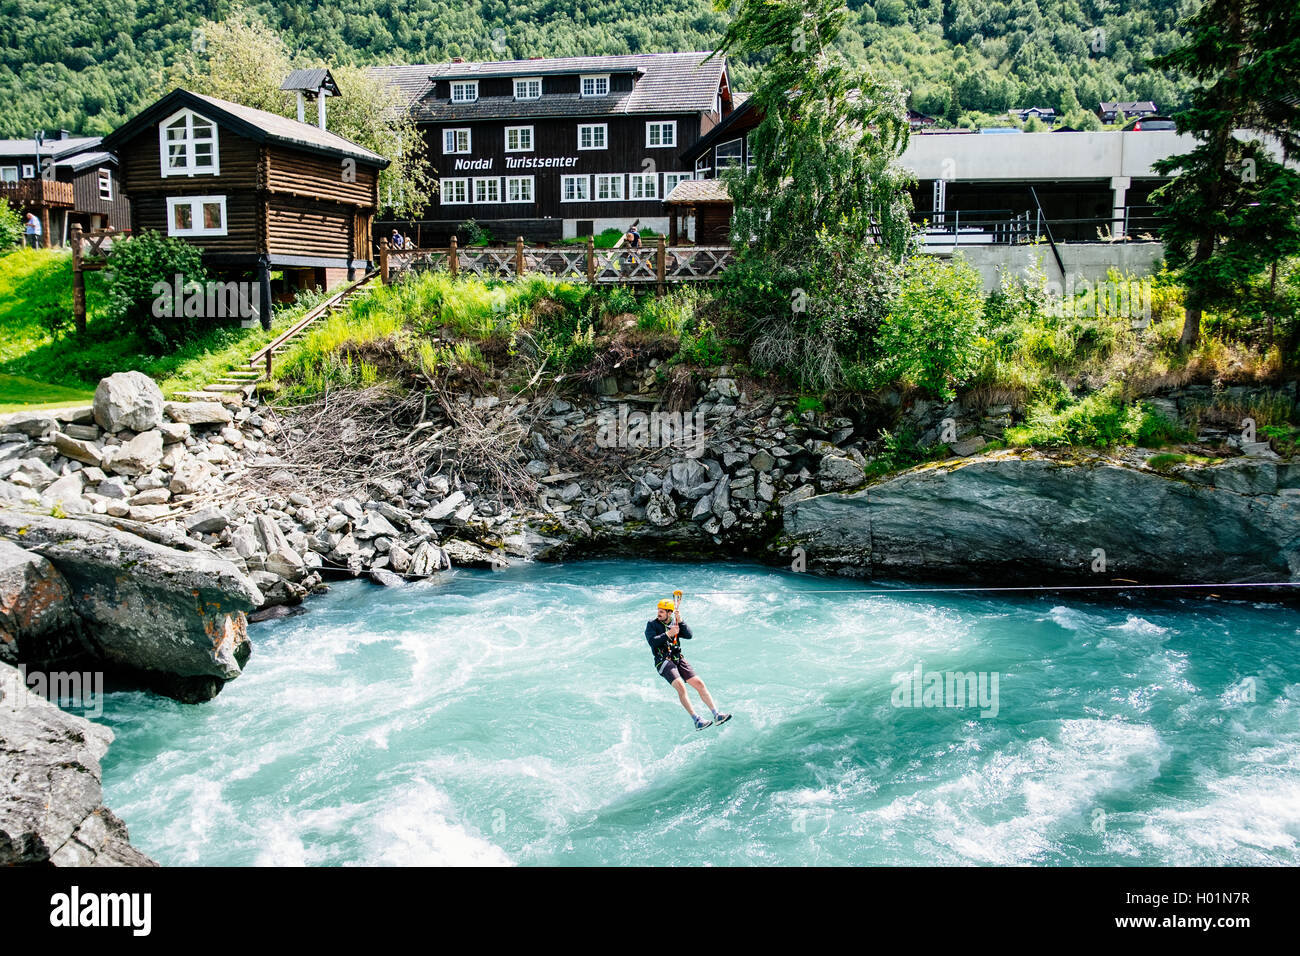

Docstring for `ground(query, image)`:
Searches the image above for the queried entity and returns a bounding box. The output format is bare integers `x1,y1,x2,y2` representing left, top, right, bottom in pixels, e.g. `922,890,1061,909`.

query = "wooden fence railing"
379,236,736,291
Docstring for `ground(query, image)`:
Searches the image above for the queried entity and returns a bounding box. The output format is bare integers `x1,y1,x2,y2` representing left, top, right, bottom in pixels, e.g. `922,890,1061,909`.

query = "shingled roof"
103,89,388,167
369,52,727,123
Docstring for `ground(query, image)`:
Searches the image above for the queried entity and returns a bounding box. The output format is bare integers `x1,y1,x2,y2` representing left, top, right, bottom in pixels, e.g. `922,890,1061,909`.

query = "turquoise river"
97,560,1300,865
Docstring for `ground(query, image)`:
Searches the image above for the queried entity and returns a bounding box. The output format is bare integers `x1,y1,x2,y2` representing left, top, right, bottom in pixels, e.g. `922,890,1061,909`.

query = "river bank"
2,367,1298,864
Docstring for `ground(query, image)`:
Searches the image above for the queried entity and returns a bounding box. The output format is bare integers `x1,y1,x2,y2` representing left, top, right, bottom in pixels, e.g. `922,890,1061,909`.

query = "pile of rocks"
507,373,878,550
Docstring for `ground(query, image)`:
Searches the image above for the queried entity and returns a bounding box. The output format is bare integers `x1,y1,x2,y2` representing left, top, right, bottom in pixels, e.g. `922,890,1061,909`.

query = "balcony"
0,179,75,208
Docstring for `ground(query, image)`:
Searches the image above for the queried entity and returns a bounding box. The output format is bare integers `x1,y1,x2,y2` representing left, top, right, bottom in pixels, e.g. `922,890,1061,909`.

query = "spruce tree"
1150,0,1300,347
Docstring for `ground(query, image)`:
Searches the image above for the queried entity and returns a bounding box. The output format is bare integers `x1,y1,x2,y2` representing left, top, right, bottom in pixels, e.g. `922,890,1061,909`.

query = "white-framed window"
473,177,501,204
694,156,711,177
514,77,542,100
505,176,534,202
442,128,471,154
20,164,35,179
578,123,607,150
451,81,478,103
580,74,609,97
595,174,624,201
166,195,226,236
440,178,470,204
663,172,693,196
0,166,17,183
505,126,534,152
647,121,677,148
160,108,219,177
97,168,112,201
629,173,657,200
715,138,743,169
561,175,590,202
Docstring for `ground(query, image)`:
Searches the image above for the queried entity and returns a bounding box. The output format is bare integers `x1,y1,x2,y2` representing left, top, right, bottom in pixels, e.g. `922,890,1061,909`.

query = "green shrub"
872,255,987,400
104,231,210,351
724,229,902,389
1006,383,1193,447
0,202,21,250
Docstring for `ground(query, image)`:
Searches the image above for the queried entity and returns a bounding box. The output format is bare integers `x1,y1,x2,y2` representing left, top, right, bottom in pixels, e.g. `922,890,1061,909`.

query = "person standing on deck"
645,598,731,730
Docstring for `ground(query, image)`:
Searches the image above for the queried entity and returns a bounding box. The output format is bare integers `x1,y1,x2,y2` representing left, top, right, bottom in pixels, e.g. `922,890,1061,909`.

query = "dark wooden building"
1,133,131,245
102,88,388,294
370,53,734,244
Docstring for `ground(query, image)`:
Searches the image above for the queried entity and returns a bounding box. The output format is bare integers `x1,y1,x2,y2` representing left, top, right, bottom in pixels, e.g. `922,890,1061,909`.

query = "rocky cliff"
0,661,155,866
784,449,1300,584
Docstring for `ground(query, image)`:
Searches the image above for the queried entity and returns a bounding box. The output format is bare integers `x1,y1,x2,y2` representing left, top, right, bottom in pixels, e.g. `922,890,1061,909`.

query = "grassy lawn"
0,248,315,406
0,373,95,413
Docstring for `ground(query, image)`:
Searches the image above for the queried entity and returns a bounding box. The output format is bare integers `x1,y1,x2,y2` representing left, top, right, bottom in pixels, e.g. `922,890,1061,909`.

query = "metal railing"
914,205,1167,245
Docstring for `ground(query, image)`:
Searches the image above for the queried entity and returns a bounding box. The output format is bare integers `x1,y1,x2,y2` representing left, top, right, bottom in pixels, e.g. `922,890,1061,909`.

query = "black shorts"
658,657,696,684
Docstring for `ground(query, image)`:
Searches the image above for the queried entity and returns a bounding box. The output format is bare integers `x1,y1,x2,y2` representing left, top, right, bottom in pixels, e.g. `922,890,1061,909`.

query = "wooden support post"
379,238,390,284
670,213,678,245
656,236,666,296
586,237,596,284
448,235,459,277
41,206,51,249
516,236,525,276
71,225,86,335
258,260,273,332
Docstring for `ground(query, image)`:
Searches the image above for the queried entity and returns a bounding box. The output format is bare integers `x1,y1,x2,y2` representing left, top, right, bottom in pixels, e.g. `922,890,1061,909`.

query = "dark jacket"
645,618,693,670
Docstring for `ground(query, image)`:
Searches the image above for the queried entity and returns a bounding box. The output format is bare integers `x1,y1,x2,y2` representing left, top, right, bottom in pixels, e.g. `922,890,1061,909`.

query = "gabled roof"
1099,101,1158,113
281,68,340,97
369,52,727,123
680,97,759,164
665,179,730,204
0,136,101,160
56,150,116,172
102,88,388,168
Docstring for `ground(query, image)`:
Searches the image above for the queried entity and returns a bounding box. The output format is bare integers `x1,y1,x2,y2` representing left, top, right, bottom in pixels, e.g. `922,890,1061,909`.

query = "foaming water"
98,560,1300,866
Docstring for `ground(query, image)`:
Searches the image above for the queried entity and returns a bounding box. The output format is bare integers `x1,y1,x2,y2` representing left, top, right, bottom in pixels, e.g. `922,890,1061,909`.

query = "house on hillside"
1009,107,1057,126
0,133,131,245
1097,101,1159,124
369,52,734,244
102,87,388,298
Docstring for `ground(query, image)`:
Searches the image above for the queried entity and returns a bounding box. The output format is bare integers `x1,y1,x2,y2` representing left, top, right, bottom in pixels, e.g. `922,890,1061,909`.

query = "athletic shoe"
694,716,713,730
714,713,732,725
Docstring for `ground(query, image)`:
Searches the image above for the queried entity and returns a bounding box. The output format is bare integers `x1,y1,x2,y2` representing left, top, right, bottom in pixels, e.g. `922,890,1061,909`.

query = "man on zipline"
645,595,731,730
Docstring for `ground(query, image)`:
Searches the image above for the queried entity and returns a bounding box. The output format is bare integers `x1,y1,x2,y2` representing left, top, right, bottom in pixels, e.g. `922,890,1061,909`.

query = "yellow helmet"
657,599,676,611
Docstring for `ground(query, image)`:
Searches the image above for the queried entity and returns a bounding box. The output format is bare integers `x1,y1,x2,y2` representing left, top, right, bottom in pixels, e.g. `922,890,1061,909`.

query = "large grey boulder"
101,430,164,476
0,540,80,664
164,401,233,426
407,541,450,576
0,662,156,866
0,509,263,701
785,450,1300,583
54,433,103,466
93,371,164,433
645,490,677,527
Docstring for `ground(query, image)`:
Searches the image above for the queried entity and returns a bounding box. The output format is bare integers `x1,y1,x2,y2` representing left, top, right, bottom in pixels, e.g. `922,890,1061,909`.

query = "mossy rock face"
785,452,1300,584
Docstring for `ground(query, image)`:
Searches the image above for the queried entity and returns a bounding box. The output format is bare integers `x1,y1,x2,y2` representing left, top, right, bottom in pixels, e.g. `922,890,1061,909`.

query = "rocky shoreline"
2,366,1298,864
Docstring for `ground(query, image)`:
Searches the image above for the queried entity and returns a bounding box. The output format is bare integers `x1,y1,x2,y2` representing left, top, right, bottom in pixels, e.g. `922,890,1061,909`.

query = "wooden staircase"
172,270,379,403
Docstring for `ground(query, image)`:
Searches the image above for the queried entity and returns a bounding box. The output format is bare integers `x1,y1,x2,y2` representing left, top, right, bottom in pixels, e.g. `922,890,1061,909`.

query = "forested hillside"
0,0,1193,136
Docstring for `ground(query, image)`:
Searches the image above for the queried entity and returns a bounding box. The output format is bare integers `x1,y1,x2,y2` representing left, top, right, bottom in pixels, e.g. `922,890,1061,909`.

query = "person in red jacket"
645,598,731,730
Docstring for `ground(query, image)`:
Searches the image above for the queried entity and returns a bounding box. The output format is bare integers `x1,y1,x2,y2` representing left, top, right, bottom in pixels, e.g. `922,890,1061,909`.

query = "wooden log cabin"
369,53,735,245
1,133,131,245
102,87,388,301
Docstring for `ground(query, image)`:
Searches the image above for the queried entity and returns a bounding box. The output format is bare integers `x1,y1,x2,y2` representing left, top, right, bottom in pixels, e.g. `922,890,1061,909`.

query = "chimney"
59,130,71,140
